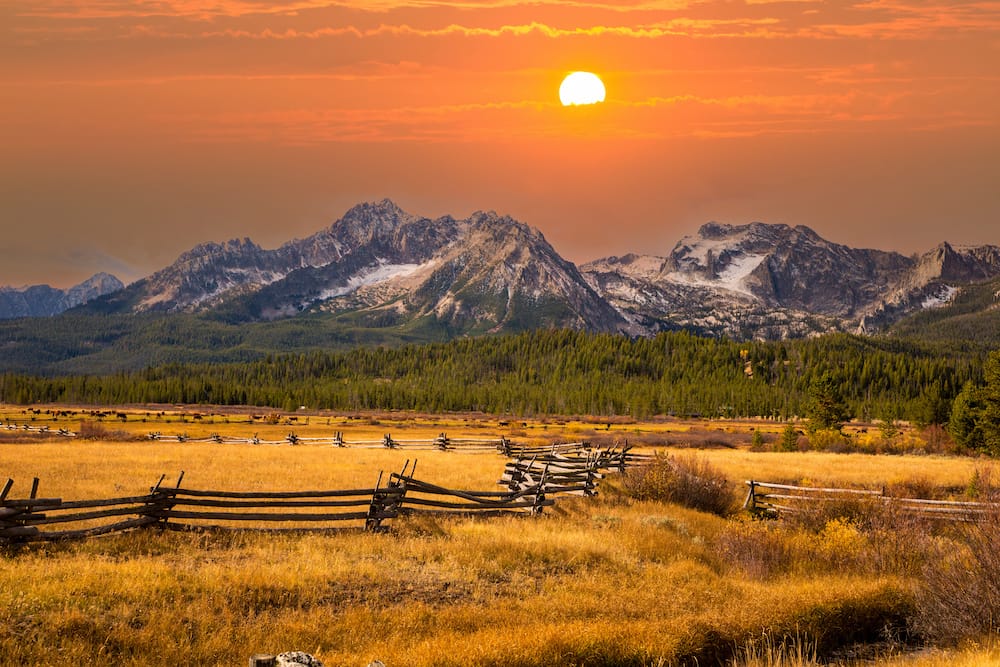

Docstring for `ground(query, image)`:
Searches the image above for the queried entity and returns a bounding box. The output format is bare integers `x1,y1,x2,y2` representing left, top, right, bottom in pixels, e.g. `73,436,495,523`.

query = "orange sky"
2,0,998,287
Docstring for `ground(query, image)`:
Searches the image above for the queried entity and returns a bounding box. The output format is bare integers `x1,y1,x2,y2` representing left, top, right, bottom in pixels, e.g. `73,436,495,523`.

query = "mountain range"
4,200,1000,345
0,273,123,319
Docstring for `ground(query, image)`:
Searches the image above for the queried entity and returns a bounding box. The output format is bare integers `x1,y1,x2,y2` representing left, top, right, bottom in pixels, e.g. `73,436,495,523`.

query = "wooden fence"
0,445,644,544
0,471,406,542
1,420,652,460
146,431,512,451
1,419,513,450
1,422,75,437
745,480,1000,522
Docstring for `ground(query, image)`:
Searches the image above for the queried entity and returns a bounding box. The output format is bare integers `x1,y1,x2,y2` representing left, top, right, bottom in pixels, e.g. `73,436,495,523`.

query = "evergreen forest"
1,329,989,429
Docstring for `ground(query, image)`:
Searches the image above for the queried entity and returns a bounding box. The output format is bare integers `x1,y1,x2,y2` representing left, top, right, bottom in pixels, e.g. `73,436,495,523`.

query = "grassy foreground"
2,424,998,666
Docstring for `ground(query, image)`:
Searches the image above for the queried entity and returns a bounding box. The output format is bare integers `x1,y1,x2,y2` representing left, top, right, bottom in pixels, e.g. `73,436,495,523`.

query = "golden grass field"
2,405,999,666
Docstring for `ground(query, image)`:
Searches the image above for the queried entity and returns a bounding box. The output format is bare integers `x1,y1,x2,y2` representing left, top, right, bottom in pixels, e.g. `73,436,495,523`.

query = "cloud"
16,2,998,44
137,83,989,146
14,0,710,21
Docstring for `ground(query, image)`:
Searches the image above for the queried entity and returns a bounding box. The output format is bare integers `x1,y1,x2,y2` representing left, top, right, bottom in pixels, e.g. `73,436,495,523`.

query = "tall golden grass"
2,412,998,667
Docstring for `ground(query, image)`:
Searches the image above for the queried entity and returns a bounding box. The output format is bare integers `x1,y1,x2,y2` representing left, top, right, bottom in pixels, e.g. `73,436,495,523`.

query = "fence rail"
1,420,515,450
0,444,645,544
745,480,1000,522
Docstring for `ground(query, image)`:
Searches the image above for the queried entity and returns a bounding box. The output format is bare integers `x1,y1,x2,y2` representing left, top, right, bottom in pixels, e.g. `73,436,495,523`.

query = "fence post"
366,471,386,532
0,479,45,543
743,481,757,512
435,433,449,450
532,464,550,516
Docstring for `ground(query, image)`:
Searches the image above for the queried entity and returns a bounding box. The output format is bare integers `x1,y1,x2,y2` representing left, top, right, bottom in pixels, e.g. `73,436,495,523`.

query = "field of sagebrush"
2,413,999,666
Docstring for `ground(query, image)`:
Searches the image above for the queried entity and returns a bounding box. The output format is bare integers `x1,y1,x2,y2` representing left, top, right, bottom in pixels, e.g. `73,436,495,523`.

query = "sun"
559,71,606,106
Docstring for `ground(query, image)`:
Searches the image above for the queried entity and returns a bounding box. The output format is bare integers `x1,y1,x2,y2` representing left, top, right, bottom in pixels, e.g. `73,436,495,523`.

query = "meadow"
2,407,999,666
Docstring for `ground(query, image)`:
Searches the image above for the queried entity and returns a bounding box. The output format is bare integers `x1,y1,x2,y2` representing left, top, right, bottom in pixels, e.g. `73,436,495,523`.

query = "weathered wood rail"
745,480,1000,522
390,469,556,517
148,430,514,451
0,477,160,542
0,445,643,544
1,422,75,437
1,420,514,449
0,472,406,542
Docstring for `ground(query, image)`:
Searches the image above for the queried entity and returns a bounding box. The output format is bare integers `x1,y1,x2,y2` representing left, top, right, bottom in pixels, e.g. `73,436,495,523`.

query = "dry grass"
0,500,912,667
655,448,987,493
0,441,505,500
2,410,998,667
865,642,1000,666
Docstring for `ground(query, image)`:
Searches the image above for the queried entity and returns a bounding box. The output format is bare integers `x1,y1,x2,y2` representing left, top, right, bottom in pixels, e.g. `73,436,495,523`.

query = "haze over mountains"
0,273,123,319
4,200,1000,342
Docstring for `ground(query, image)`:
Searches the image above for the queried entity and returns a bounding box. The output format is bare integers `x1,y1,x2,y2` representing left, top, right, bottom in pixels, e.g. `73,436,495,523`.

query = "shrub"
717,508,935,581
914,511,1000,644
921,424,964,455
803,428,852,453
778,423,800,452
714,518,795,579
622,454,736,516
966,465,999,501
783,494,886,534
77,420,135,441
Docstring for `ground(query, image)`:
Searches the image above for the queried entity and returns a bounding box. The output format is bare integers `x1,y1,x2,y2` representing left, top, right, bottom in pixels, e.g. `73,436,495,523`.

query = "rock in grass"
276,651,323,667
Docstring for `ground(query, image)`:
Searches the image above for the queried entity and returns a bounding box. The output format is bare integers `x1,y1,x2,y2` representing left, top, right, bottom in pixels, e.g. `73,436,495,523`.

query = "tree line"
1,328,988,422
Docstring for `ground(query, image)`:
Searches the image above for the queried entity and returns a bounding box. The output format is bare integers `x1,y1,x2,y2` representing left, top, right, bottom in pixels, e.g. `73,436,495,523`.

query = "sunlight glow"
559,72,606,106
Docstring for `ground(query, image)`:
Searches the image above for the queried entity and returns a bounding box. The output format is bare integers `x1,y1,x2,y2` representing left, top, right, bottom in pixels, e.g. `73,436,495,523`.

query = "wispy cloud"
14,0,707,21
142,85,989,146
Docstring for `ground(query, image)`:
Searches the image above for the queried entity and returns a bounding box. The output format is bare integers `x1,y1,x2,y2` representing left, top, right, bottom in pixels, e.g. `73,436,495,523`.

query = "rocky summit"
79,200,625,335
582,222,1000,339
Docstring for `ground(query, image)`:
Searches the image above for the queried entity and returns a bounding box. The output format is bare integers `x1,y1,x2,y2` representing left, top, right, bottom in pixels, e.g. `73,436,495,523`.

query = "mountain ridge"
0,273,124,319
5,202,1000,344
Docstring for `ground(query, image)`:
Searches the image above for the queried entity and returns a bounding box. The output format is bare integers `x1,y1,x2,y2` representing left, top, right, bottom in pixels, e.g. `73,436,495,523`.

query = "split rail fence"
2,419,513,450
745,480,1000,522
1,445,646,545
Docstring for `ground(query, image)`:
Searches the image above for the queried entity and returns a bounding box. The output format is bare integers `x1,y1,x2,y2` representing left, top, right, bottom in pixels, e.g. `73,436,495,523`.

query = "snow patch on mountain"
921,285,959,309
717,254,768,293
667,253,766,297
317,260,429,300
673,230,750,270
139,291,173,309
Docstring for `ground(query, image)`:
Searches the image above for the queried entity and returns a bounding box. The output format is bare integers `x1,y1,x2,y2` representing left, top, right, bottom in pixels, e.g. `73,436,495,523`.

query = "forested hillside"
888,276,1000,348
0,330,981,422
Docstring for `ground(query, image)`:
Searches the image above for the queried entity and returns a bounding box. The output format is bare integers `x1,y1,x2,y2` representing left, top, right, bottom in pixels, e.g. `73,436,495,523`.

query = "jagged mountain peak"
687,221,824,248
177,237,263,262
340,198,414,227
467,210,544,244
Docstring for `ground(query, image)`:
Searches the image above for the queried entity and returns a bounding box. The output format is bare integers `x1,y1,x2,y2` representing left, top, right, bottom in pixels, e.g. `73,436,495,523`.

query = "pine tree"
779,423,800,451
806,371,851,432
978,351,1000,455
949,381,984,451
